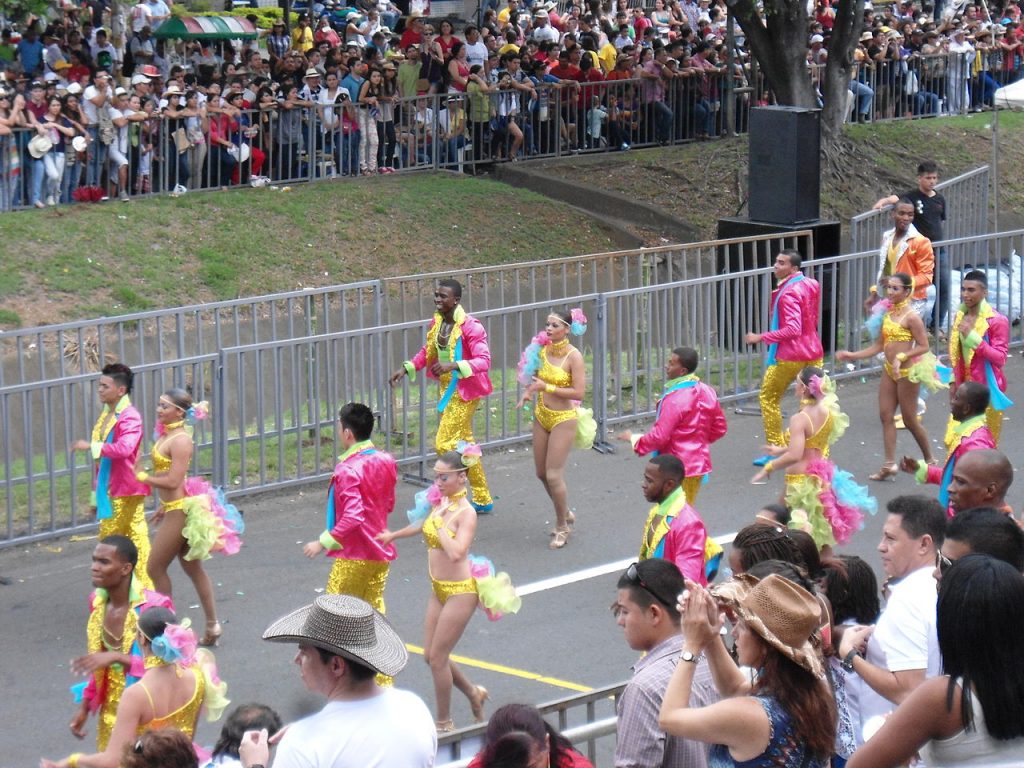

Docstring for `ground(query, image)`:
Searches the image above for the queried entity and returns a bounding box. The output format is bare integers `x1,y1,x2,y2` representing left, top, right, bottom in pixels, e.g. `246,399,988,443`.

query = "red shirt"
399,28,422,50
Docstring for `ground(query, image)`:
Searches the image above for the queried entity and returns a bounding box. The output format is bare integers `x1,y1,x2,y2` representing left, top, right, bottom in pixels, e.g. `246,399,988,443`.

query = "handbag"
172,127,190,154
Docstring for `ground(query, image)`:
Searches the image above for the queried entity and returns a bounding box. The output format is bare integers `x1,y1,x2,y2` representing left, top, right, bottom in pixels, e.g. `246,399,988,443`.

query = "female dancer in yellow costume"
43,606,228,768
837,273,943,480
136,389,242,647
378,449,495,732
517,310,589,549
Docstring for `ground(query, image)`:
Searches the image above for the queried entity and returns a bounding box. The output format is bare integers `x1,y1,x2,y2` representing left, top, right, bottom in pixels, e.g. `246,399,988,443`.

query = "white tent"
994,79,1024,109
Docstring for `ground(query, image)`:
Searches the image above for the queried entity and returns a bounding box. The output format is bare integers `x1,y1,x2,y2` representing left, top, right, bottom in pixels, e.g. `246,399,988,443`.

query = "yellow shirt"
292,26,314,52
598,42,618,74
498,42,520,55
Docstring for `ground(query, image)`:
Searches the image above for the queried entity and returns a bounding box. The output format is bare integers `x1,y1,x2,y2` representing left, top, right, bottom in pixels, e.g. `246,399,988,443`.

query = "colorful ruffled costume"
868,299,950,394
71,582,173,750
152,449,243,561
517,309,596,450
138,619,229,762
410,484,521,621
782,379,877,549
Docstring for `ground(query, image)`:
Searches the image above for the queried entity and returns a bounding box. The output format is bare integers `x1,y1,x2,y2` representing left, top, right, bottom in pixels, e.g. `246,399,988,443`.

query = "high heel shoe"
550,526,571,549
469,685,490,723
869,464,898,482
549,512,576,536
200,621,223,647
435,719,455,733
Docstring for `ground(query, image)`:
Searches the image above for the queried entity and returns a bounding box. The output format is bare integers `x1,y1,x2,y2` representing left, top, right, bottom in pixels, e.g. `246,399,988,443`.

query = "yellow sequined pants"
683,475,704,506
95,671,124,750
326,558,390,613
987,404,1003,445
100,495,153,590
759,358,823,446
435,381,492,508
326,557,393,685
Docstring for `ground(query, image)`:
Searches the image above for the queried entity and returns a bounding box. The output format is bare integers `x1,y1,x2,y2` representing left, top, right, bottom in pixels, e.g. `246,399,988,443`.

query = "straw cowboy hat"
713,573,825,679
263,595,408,677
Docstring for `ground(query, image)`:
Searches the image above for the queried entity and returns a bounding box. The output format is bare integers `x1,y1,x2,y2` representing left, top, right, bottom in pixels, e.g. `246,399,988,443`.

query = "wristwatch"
680,650,701,664
841,649,859,673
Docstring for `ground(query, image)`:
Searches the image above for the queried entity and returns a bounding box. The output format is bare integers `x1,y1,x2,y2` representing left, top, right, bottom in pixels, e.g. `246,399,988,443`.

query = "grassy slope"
5,113,1023,328
1,173,622,328
530,112,1024,241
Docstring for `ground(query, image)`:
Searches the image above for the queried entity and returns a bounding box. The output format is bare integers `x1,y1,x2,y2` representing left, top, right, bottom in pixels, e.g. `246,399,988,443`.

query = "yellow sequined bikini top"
423,507,463,550
804,411,833,452
151,433,189,473
538,346,573,388
136,669,205,738
883,312,914,343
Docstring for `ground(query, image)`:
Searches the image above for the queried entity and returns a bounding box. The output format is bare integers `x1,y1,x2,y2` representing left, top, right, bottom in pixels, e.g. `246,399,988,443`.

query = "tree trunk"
729,0,817,109
821,0,864,144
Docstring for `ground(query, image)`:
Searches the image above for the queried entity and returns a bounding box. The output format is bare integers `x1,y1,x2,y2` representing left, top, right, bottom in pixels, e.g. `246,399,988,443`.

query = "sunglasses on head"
625,562,676,609
936,551,954,576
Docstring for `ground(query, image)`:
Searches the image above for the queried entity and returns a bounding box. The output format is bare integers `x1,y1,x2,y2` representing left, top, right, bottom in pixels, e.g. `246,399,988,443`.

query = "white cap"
810,33,824,43
131,73,151,85
66,82,83,95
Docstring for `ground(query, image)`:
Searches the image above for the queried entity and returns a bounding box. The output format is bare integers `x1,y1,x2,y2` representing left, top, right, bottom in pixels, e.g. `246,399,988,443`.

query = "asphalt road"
3,354,1022,768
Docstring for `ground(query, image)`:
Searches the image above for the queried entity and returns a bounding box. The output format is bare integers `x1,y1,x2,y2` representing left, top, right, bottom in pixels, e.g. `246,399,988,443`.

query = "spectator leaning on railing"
0,0,1016,210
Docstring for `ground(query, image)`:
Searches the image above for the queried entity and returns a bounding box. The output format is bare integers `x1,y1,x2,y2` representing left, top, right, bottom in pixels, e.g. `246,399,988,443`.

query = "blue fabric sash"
766,274,804,367
437,337,464,413
95,427,117,520
982,331,1013,411
939,455,955,509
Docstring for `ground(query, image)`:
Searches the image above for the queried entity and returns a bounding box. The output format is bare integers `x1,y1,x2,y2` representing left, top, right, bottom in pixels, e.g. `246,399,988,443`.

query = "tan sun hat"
730,573,825,680
262,594,408,677
28,134,54,159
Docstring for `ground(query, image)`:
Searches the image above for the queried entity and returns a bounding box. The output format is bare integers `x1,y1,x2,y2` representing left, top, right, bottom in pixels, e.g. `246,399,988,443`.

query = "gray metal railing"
7,228,1024,546
437,682,626,768
848,165,990,255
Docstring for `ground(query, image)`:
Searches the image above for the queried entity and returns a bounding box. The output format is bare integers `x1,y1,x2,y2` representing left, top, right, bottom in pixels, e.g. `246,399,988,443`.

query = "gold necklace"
549,338,570,354
164,419,185,431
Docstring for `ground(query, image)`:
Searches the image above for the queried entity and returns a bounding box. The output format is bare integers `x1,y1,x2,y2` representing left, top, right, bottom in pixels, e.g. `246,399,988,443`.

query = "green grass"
4,173,622,327
0,308,21,327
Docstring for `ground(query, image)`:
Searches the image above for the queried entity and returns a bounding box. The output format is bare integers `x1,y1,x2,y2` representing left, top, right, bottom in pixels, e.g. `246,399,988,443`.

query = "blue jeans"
61,155,79,203
849,81,873,118
693,98,714,137
445,134,467,168
30,156,45,205
914,90,940,115
86,126,107,187
648,100,673,142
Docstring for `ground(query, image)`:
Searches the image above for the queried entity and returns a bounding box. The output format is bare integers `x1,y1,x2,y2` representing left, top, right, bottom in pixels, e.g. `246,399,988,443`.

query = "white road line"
516,531,737,597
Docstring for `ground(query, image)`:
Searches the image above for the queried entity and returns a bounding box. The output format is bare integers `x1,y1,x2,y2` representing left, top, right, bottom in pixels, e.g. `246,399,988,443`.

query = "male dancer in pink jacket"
745,249,823,466
73,363,153,588
391,279,495,512
618,346,727,505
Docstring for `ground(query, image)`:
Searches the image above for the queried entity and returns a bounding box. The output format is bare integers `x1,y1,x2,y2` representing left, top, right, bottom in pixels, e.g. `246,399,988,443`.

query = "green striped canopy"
153,16,259,41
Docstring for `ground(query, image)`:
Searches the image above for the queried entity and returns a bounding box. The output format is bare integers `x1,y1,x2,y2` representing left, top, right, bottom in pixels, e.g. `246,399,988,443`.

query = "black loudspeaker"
748,107,821,225
716,217,842,353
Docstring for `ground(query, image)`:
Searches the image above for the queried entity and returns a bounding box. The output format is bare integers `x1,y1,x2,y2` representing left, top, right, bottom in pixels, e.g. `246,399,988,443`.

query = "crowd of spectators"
0,0,1021,209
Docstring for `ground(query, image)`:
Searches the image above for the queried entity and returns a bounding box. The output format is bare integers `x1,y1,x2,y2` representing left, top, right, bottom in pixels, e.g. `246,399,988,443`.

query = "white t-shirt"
109,106,134,154
273,688,436,768
130,2,152,33
855,566,939,741
82,84,108,124
465,39,488,69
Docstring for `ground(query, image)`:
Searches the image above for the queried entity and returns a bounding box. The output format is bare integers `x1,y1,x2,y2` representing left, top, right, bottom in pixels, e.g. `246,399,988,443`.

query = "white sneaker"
45,195,55,206
171,184,188,196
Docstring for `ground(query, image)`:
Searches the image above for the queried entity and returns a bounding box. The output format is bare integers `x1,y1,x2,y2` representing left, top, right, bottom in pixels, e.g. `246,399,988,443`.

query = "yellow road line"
404,643,593,693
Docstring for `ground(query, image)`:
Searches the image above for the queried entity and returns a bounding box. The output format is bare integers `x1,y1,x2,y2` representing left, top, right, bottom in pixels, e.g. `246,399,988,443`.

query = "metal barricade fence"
437,682,626,768
0,280,383,388
382,230,813,323
848,165,990,255
7,229,1024,546
1,353,219,544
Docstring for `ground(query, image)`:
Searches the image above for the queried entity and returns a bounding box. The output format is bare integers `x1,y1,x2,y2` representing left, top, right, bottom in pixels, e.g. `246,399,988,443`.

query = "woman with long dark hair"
847,555,1024,767
467,703,593,768
659,574,836,767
